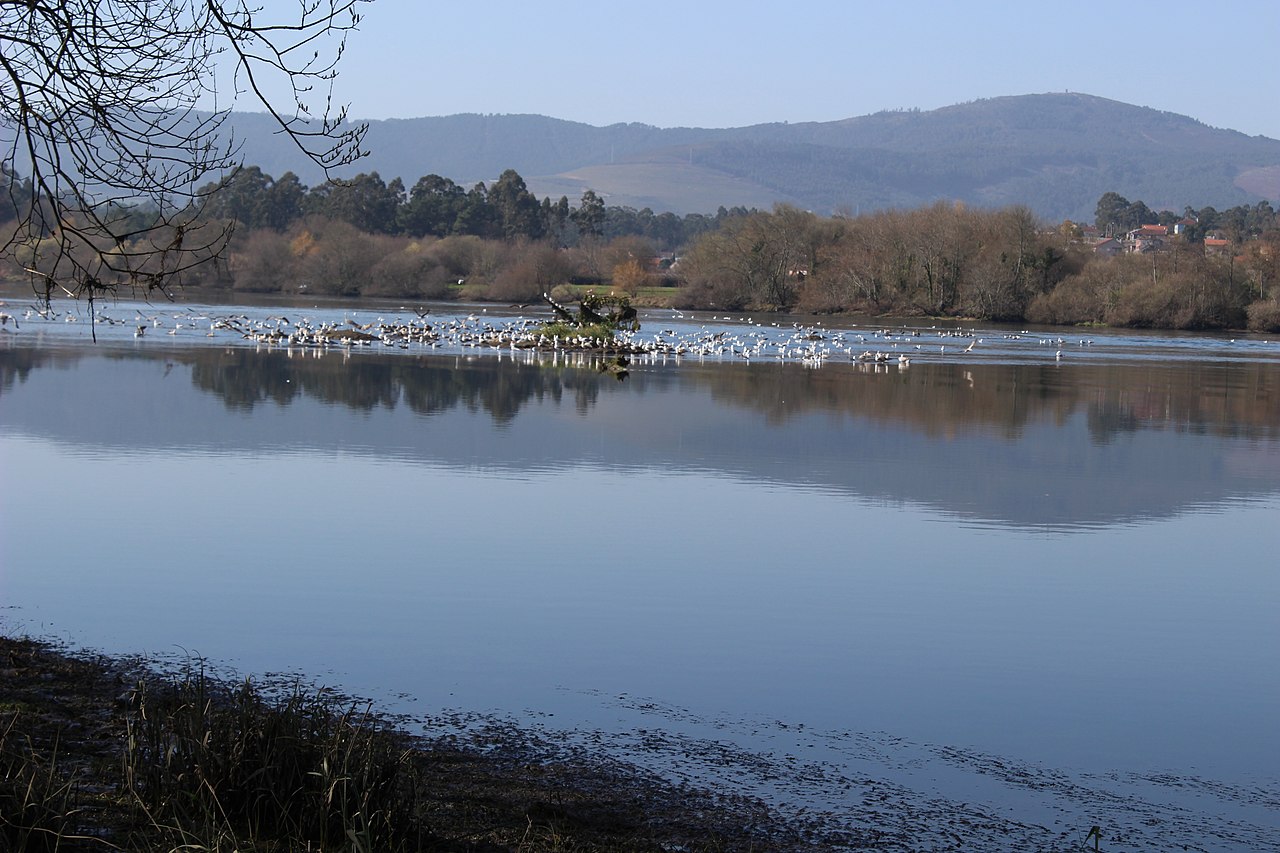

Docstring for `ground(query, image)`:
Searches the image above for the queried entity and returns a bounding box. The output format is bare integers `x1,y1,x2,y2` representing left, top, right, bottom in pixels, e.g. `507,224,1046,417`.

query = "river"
2,294,1278,849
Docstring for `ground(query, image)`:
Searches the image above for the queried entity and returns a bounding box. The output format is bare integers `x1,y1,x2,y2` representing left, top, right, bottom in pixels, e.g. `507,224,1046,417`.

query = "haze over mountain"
231,93,1280,223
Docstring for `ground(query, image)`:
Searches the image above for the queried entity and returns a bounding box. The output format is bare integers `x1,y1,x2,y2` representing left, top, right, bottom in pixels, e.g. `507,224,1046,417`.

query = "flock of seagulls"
0,300,1150,371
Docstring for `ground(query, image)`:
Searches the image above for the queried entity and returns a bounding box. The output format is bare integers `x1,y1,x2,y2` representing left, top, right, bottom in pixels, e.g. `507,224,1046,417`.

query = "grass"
0,717,80,852
121,670,427,851
534,321,623,343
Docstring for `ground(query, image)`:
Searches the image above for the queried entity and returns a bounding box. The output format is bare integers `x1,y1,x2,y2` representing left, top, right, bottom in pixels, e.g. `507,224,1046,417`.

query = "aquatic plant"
0,716,79,852
122,667,427,851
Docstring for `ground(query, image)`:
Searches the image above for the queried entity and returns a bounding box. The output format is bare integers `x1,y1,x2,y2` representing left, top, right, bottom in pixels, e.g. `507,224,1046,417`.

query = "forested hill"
229,93,1280,222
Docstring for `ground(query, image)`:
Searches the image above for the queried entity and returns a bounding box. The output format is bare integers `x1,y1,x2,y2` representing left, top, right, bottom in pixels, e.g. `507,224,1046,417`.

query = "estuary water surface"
2,298,1279,849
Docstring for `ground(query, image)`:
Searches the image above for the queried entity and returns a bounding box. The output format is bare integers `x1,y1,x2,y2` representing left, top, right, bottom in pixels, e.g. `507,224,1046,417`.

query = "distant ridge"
227,93,1280,221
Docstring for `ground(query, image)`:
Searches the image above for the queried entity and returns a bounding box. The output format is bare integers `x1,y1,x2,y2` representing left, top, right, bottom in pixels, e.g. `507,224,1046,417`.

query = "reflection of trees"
695,360,1280,443
189,351,302,411
1080,363,1280,443
6,344,1279,442
0,348,45,395
183,349,614,424
704,362,1073,438
1085,402,1139,444
0,348,84,396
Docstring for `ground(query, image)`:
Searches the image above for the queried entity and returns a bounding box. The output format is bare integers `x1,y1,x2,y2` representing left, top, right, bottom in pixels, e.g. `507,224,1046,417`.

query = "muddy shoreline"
0,634,871,851
4,635,1279,851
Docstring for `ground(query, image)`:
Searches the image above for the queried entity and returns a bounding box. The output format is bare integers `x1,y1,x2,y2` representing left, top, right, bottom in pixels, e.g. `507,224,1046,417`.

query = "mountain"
229,93,1280,222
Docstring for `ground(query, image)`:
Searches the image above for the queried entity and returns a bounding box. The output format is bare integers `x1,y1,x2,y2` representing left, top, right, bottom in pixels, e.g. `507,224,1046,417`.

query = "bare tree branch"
0,0,370,304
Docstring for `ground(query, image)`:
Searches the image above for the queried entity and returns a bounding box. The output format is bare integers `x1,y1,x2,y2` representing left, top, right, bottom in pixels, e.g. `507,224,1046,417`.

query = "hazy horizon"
237,0,1280,142
311,92,1273,140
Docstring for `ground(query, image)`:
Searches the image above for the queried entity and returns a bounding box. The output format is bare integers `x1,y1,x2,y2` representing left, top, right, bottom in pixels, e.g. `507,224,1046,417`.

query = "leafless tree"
0,0,369,311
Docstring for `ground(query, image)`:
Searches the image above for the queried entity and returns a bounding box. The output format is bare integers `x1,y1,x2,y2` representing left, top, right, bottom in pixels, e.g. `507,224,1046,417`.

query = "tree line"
6,162,1279,331
185,176,1280,331
195,166,735,251
2,162,749,305
1092,191,1276,242
675,198,1280,331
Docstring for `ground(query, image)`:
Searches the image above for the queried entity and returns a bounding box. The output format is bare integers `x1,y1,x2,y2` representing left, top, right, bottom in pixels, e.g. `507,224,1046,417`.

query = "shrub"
1247,298,1280,332
367,241,449,299
231,229,294,293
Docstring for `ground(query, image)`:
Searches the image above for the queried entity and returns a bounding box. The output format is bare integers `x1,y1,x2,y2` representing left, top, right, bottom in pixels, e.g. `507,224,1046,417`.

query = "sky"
254,0,1280,139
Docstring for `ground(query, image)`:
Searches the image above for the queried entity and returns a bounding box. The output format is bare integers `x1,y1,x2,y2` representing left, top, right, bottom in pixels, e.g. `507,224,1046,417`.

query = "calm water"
3,297,1279,848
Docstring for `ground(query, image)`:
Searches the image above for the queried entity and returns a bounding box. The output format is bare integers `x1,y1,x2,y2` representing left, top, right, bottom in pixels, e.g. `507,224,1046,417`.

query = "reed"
122,666,428,851
0,714,78,852
3,635,804,851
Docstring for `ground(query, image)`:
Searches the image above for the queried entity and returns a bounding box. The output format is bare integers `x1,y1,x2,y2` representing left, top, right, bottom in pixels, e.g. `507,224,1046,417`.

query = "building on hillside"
1125,224,1169,254
1204,237,1231,255
1093,237,1124,257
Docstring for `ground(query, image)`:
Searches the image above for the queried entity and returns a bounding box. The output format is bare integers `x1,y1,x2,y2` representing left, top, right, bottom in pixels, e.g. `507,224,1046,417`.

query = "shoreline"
0,634,866,851
4,634,1279,851
1,280,1271,336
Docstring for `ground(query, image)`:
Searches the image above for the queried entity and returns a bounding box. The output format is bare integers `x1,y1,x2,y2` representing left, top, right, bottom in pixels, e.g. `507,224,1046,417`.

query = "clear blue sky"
268,0,1280,139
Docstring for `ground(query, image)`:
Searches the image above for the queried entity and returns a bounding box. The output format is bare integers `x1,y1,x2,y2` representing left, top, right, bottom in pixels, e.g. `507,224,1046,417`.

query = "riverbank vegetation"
3,162,1277,331
678,200,1279,331
1,635,830,852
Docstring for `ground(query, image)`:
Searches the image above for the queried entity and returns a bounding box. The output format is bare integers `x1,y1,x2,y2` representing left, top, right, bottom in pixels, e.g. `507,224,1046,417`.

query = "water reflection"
185,349,608,422
4,333,1279,846
3,342,1278,530
7,343,1279,440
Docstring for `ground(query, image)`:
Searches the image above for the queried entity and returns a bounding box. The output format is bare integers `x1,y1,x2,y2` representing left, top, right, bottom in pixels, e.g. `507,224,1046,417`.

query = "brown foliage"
679,206,827,310
367,239,451,299
1026,254,1145,325
232,229,294,293
290,218,382,296
1101,261,1246,329
132,200,1277,333
611,258,649,295
1246,299,1280,332
490,242,572,302
428,235,495,281
678,202,1275,331
682,202,1076,319
602,236,656,272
